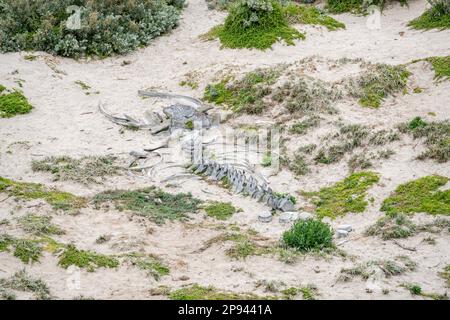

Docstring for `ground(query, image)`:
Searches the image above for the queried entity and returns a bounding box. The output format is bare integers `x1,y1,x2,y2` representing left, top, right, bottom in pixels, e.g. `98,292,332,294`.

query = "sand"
0,0,449,300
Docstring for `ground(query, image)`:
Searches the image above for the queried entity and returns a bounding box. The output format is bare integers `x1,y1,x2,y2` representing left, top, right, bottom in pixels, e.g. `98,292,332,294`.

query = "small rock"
178,276,190,281
278,199,295,212
297,212,313,220
314,266,320,273
337,224,352,232
258,211,273,223
336,229,349,238
279,212,294,224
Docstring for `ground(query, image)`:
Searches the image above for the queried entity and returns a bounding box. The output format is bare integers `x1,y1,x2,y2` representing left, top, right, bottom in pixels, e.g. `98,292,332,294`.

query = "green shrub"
0,89,33,118
408,0,450,30
169,284,265,300
426,56,450,80
18,214,64,236
381,175,450,216
282,219,334,252
302,172,379,219
13,239,43,264
0,0,184,58
213,0,305,50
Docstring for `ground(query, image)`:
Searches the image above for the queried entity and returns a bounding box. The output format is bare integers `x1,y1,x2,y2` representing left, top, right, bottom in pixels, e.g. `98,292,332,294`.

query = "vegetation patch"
169,284,270,300
0,270,51,300
204,0,305,50
0,176,87,212
289,115,322,135
0,235,43,264
301,172,379,219
381,175,450,216
402,283,448,300
284,3,345,30
0,87,33,118
123,252,170,280
399,117,450,163
32,155,121,185
58,244,119,272
18,214,64,236
347,64,410,108
204,202,237,220
0,0,185,58
408,1,450,30
204,66,283,114
426,56,450,80
282,219,334,252
439,265,450,287
92,187,202,225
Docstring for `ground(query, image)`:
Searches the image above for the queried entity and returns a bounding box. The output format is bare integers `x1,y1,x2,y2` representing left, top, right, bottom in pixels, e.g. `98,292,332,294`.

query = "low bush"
0,0,185,58
209,0,305,50
326,0,409,14
282,219,334,252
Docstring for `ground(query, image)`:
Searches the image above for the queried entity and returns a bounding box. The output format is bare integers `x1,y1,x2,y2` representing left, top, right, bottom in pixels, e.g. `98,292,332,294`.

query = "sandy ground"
0,0,449,299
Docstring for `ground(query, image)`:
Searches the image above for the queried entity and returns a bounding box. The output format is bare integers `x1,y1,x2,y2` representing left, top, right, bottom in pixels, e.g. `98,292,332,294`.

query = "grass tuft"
123,252,170,280
302,172,379,219
426,56,450,81
204,201,237,220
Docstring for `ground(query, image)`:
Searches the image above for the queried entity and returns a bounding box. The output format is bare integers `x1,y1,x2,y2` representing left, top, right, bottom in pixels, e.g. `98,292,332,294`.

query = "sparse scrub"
208,0,305,50
32,155,121,185
302,172,379,219
0,176,87,212
365,214,416,239
0,0,185,58
289,152,310,176
403,283,448,300
272,78,340,115
92,187,202,225
339,256,416,282
289,115,321,135
204,66,283,114
58,244,119,272
204,201,237,220
18,214,64,236
282,219,334,252
0,270,51,300
440,265,450,287
348,64,410,108
399,117,450,163
380,175,450,216
0,88,33,118
408,1,450,30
